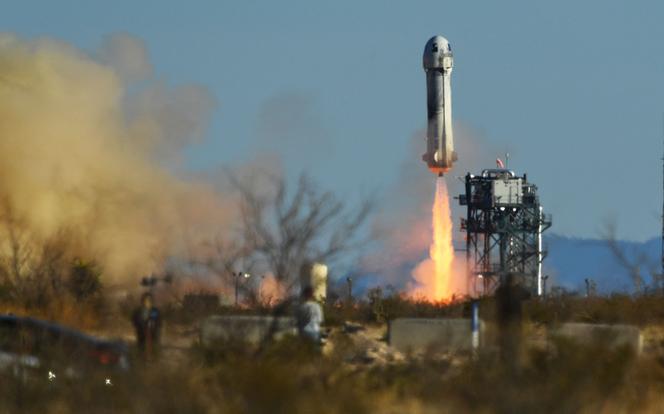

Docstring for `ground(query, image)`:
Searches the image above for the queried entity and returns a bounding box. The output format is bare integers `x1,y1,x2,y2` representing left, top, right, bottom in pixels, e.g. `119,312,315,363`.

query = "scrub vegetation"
3,292,664,413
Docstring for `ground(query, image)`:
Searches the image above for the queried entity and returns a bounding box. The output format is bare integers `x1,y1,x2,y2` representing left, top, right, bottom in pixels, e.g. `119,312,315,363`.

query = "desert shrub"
68,260,102,301
3,324,664,413
524,294,664,326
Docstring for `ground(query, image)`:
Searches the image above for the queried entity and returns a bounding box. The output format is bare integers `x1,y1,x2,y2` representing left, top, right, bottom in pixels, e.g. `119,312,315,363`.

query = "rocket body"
423,36,456,175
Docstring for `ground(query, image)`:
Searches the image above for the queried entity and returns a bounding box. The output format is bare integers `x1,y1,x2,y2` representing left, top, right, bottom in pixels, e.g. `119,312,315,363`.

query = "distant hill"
544,234,660,294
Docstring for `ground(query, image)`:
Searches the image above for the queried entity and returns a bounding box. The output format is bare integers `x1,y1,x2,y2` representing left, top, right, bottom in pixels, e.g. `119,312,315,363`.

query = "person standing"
295,286,324,344
495,273,530,371
132,292,161,361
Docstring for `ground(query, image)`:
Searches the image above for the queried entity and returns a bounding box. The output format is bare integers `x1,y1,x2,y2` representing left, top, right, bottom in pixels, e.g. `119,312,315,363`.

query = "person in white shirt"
296,286,324,343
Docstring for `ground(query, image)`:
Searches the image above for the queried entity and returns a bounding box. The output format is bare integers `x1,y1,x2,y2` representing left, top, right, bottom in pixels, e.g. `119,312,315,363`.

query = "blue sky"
2,0,664,241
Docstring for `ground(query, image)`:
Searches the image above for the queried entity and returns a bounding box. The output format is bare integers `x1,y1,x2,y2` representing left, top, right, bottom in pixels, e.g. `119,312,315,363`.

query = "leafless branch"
227,170,374,291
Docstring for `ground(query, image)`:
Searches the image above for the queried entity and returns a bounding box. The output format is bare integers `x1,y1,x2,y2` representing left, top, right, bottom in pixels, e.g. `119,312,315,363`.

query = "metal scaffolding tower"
459,169,552,296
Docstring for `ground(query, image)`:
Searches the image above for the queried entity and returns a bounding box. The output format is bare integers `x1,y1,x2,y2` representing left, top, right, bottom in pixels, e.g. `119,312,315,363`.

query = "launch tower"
459,169,551,296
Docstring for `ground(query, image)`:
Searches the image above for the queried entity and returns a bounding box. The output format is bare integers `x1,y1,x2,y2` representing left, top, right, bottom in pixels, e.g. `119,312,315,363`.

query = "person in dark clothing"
132,292,161,360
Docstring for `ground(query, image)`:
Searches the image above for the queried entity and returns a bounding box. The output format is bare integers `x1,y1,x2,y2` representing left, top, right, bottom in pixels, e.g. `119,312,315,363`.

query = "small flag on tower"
496,158,505,168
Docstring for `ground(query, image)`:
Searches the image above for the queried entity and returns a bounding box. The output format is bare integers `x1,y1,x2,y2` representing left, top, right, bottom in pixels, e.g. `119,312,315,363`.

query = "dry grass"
0,299,103,331
4,293,664,413
524,294,664,326
2,327,664,413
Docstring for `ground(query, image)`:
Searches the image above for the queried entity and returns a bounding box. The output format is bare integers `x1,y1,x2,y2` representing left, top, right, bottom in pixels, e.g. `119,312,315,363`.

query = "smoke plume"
0,33,228,286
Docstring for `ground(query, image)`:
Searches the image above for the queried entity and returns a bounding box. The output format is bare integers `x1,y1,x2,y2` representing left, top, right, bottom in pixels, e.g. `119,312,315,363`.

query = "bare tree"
198,235,255,286
229,171,373,292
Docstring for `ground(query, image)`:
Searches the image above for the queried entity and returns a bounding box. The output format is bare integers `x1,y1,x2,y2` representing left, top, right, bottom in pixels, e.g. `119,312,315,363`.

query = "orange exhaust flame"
409,177,456,302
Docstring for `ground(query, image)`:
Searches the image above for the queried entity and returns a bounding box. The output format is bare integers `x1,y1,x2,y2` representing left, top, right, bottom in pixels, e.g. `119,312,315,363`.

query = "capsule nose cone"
425,35,449,50
423,35,452,70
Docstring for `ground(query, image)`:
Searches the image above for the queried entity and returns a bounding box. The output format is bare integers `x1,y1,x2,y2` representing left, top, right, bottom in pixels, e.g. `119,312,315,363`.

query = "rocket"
423,35,457,176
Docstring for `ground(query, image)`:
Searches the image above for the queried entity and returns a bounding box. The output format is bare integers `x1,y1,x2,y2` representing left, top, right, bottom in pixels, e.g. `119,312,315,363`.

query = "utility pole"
542,275,549,298
584,278,592,298
232,271,250,306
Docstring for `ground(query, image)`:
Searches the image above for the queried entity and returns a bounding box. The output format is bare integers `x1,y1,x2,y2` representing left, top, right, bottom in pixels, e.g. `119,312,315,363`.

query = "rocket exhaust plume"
410,176,455,301
430,177,454,300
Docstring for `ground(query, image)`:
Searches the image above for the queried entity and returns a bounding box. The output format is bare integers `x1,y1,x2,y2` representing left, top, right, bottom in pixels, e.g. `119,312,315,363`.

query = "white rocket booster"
423,35,457,176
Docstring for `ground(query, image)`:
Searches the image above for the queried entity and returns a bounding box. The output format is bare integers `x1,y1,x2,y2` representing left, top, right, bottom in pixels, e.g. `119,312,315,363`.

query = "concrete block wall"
389,318,481,352
200,315,296,346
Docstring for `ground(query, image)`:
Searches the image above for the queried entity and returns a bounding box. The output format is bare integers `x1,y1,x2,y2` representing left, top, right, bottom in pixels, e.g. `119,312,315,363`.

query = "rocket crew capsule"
423,35,457,176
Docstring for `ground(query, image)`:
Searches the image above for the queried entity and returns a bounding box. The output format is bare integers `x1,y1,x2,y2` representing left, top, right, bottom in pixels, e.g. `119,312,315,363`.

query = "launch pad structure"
459,169,552,296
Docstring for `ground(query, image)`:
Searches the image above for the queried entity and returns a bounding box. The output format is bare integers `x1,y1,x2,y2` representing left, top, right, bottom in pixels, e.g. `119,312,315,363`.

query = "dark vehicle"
0,315,129,384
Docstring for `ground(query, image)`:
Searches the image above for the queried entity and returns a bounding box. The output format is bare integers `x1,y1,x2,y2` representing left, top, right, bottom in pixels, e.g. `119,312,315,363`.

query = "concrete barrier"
550,323,643,354
388,318,480,352
200,315,296,346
